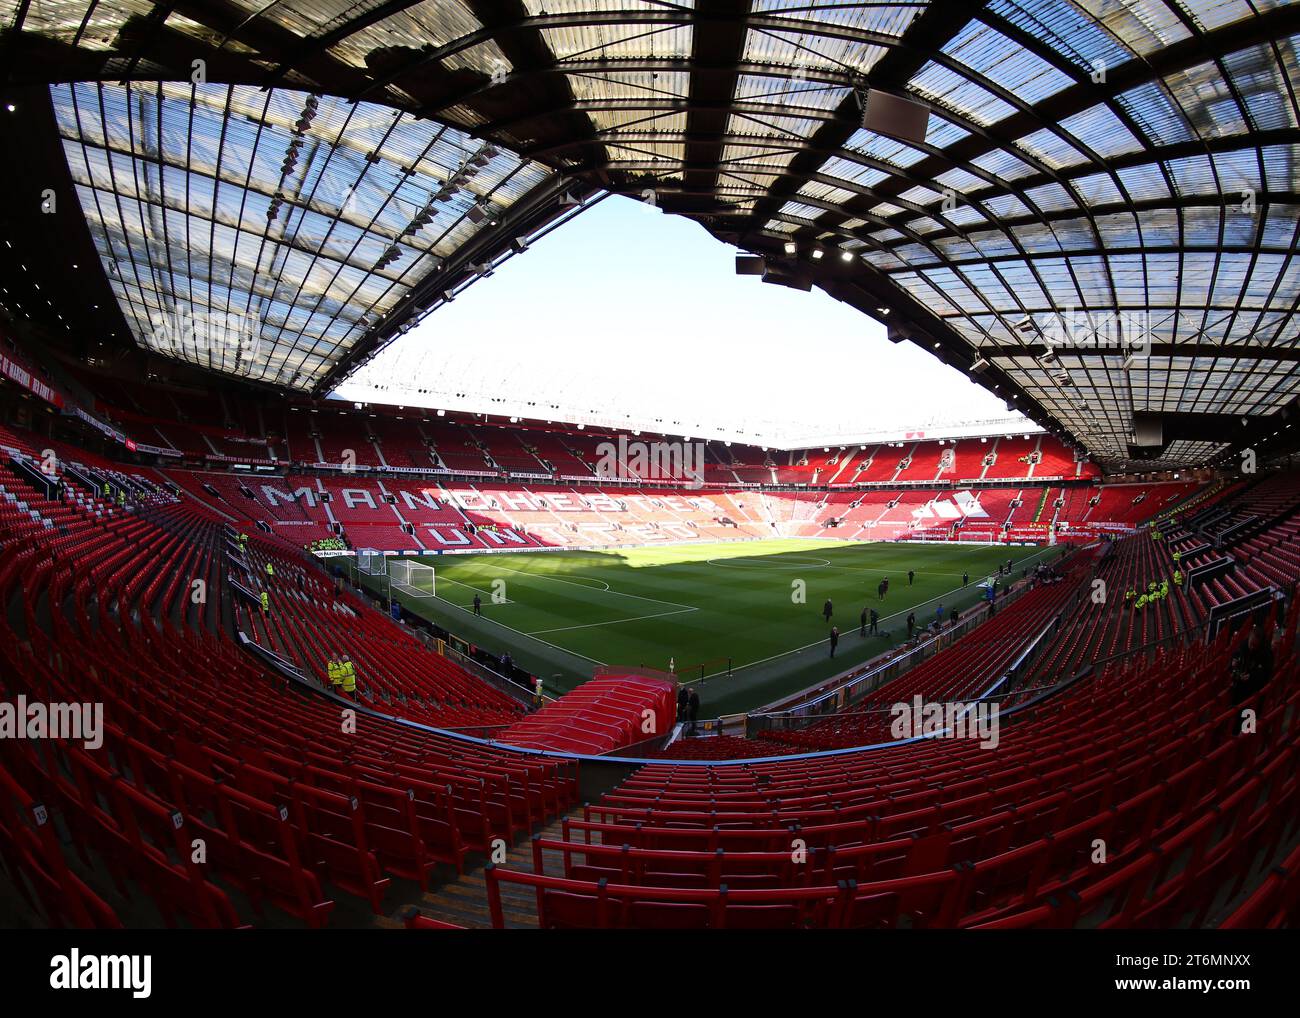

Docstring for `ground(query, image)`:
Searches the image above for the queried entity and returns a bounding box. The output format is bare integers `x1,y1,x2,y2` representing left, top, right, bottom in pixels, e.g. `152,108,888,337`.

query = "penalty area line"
525,606,700,636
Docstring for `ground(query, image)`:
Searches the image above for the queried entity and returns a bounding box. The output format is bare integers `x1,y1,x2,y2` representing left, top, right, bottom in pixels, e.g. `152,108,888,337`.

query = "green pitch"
370,539,1053,716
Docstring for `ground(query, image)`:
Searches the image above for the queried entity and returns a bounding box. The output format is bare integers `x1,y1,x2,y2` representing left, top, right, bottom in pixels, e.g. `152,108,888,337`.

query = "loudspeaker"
761,264,812,291
1131,411,1163,447
861,89,930,145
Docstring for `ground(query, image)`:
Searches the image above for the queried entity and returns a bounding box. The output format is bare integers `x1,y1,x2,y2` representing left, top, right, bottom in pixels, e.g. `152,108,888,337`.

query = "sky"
336,195,1027,448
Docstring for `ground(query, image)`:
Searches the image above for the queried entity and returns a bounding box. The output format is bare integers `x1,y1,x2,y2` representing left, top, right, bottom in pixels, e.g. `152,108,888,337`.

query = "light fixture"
840,250,853,262
783,241,797,255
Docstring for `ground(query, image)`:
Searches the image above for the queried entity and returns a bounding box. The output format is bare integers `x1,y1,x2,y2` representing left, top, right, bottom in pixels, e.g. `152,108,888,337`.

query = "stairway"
1031,487,1050,523
373,807,585,929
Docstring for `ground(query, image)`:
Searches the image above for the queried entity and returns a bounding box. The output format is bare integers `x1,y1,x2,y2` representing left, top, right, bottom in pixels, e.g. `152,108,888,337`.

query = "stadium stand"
483,615,1296,928
0,477,575,927
0,393,1295,932
3,0,1298,942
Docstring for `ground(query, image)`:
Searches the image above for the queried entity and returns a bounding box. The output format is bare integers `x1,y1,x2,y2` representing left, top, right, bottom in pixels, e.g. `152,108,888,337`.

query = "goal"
356,548,386,576
390,559,436,598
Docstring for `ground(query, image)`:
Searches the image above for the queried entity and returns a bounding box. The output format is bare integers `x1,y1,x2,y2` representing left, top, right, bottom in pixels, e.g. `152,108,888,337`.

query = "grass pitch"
371,539,1053,716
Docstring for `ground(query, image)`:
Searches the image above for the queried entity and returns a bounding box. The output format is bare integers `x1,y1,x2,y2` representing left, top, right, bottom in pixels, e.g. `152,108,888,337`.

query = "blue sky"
337,195,1024,446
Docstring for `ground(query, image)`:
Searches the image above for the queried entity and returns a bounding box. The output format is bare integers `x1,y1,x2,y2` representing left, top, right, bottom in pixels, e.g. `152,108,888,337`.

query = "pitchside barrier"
439,640,552,708
593,665,677,684
677,657,733,685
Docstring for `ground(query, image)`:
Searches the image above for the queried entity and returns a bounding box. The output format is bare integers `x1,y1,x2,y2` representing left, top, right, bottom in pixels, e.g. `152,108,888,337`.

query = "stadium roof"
51,80,563,388
2,0,1298,468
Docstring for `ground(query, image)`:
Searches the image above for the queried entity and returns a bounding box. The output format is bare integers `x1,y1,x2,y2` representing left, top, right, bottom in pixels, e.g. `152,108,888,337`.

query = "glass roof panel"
52,79,555,388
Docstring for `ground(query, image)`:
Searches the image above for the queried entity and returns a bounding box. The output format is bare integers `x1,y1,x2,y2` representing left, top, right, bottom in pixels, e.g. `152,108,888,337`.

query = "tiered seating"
282,412,321,462
895,442,945,482
1238,518,1300,590
231,529,523,728
370,417,437,469
982,437,1037,479
486,612,1298,928
1197,473,1300,547
311,477,421,552
0,491,575,929
168,469,335,544
316,415,379,467
427,420,495,473
1086,482,1200,528
4,405,1297,929
1032,534,1193,681
951,488,1018,541
479,429,546,474
531,431,593,477
941,440,986,481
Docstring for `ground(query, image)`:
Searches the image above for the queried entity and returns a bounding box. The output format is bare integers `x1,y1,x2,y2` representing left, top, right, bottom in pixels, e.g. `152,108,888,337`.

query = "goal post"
390,558,436,598
356,548,386,576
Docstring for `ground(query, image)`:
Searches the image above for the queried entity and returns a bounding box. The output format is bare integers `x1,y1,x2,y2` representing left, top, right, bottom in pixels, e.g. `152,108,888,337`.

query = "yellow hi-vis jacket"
327,662,340,686
265,562,274,577
341,662,356,693
260,591,269,611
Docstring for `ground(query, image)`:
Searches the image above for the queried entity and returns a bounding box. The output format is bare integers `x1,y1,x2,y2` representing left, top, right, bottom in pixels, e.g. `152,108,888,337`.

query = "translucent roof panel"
51,80,555,388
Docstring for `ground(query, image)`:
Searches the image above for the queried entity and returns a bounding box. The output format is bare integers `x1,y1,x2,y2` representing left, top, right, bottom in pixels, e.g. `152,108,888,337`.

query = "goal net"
390,559,436,597
356,548,386,576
